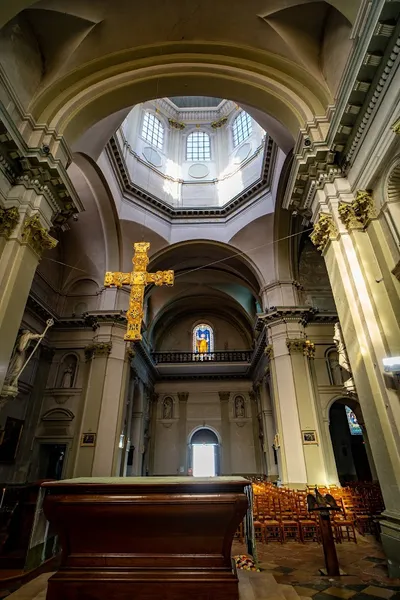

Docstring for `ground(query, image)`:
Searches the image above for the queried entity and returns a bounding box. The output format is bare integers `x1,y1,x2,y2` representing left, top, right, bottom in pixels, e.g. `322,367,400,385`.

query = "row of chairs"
248,481,384,544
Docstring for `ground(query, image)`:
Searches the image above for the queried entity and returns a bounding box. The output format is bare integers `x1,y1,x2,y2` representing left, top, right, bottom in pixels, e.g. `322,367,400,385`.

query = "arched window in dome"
193,323,214,355
186,131,211,161
232,111,252,147
141,112,164,150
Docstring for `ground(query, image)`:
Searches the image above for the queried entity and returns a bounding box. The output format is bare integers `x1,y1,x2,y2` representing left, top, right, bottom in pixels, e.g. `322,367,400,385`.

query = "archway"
189,428,220,477
329,399,372,485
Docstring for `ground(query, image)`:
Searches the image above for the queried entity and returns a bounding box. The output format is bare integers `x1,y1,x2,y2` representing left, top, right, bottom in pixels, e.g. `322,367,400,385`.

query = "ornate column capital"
177,391,189,403
249,390,257,403
84,342,112,361
391,118,400,135
310,213,338,252
21,214,57,257
338,190,376,230
125,345,136,361
286,338,315,359
0,206,20,239
264,344,273,359
218,391,230,402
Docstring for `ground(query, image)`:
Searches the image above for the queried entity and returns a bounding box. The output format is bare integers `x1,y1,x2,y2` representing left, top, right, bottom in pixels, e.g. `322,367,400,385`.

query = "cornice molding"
107,134,276,219
283,2,400,213
255,306,318,330
0,103,83,227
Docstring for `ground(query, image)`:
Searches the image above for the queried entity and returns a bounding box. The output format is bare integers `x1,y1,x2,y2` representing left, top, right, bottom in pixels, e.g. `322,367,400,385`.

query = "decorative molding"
218,391,230,402
391,118,400,135
84,342,112,361
338,190,376,230
168,118,185,130
211,117,228,129
286,338,315,358
0,206,19,239
264,344,273,359
42,408,74,422
257,306,317,330
21,214,58,256
107,134,276,220
126,345,136,361
310,213,338,252
177,391,189,403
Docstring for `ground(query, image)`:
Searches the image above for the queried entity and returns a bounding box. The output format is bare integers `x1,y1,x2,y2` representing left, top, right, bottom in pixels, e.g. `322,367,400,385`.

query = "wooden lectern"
42,476,248,600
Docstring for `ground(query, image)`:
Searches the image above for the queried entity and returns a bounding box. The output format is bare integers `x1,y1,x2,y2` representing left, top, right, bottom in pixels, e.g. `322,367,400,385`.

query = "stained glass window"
232,111,252,147
142,112,164,150
193,324,214,354
345,406,362,436
186,131,211,161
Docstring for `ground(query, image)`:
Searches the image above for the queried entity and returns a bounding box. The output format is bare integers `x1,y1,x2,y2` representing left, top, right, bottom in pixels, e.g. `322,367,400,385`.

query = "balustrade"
152,351,252,364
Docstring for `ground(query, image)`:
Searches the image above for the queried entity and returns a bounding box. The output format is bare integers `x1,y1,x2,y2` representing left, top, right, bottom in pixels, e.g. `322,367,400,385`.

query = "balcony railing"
152,351,253,364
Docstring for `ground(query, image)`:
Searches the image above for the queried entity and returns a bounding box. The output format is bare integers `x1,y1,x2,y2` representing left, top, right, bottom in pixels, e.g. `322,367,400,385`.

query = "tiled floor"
233,534,400,600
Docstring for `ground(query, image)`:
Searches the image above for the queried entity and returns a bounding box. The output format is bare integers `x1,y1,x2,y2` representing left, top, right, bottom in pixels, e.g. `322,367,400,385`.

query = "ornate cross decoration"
104,242,174,341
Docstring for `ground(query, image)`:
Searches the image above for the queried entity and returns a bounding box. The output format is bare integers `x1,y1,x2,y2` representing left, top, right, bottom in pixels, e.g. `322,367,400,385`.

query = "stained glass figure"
345,406,362,436
193,324,214,355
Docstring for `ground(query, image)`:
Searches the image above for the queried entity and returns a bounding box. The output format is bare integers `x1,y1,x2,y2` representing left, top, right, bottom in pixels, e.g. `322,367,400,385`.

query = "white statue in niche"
328,349,344,386
333,323,356,394
61,365,74,388
235,396,245,418
162,397,173,420
4,329,45,389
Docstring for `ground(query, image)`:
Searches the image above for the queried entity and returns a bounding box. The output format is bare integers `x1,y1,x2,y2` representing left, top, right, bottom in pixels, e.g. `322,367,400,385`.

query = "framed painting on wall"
302,430,318,445
81,433,96,447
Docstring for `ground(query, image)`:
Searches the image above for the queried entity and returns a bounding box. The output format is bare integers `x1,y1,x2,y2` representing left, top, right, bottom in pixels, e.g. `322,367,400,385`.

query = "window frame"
186,130,211,162
232,111,252,148
141,111,164,151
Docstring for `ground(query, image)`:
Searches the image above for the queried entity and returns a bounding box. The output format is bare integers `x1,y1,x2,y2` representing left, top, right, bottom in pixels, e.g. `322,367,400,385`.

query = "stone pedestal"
43,476,249,600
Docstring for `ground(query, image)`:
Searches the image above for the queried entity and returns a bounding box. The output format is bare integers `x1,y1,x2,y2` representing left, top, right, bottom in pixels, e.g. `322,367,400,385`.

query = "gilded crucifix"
104,242,174,341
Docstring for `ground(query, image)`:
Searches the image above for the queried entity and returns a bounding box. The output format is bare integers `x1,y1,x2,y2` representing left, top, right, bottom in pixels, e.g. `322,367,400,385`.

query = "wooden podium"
42,476,248,600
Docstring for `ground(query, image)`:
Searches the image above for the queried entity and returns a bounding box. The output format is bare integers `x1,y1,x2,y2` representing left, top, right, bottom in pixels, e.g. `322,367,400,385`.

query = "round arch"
28,46,330,148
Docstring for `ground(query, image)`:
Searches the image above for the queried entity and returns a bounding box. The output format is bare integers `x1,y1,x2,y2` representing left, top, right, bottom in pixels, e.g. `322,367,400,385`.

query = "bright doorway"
189,428,220,477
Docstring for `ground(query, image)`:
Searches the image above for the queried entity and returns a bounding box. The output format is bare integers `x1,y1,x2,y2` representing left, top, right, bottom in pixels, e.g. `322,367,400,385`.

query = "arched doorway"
189,428,220,477
329,400,372,485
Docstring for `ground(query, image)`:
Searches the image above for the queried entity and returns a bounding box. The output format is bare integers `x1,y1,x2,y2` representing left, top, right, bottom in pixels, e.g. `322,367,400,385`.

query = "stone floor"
1,535,399,599
233,534,400,600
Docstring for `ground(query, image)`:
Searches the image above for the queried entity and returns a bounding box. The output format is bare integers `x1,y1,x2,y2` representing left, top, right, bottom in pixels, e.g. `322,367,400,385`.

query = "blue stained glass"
345,406,362,436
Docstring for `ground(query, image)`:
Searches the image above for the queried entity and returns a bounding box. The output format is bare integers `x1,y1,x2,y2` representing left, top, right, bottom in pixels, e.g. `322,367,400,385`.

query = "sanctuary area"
0,0,399,594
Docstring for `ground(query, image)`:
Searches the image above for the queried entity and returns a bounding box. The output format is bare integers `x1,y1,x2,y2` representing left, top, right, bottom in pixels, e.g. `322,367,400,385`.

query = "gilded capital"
391,118,400,135
286,338,305,353
0,206,20,239
286,338,315,358
177,391,189,403
168,118,185,130
22,214,57,256
218,391,230,402
84,342,112,361
264,344,273,360
338,190,376,230
310,213,337,252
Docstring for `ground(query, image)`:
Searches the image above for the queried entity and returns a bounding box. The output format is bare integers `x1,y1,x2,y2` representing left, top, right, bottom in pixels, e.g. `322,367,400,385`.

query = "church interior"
0,0,399,598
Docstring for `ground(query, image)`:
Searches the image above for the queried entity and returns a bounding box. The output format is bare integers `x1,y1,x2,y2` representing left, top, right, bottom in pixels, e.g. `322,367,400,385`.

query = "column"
257,379,279,479
119,373,136,476
147,392,159,476
265,317,308,488
311,183,400,576
218,392,232,475
0,194,57,393
286,338,331,485
177,392,189,473
130,380,145,476
73,323,131,477
249,390,263,474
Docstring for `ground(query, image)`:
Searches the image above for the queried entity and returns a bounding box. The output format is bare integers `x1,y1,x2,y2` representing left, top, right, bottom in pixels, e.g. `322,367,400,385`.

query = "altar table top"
42,476,250,493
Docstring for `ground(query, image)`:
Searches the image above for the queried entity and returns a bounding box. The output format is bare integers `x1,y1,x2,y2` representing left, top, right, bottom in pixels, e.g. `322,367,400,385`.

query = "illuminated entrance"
189,428,220,477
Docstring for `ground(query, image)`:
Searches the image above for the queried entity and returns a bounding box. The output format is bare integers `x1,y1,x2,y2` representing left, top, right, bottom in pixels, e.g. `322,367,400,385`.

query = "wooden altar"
42,476,249,600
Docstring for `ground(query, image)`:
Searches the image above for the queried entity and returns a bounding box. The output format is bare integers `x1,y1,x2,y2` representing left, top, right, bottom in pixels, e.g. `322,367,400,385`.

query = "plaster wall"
153,380,256,476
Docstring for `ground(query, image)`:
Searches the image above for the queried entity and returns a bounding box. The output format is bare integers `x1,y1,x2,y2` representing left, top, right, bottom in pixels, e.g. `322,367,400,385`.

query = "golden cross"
104,242,174,341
